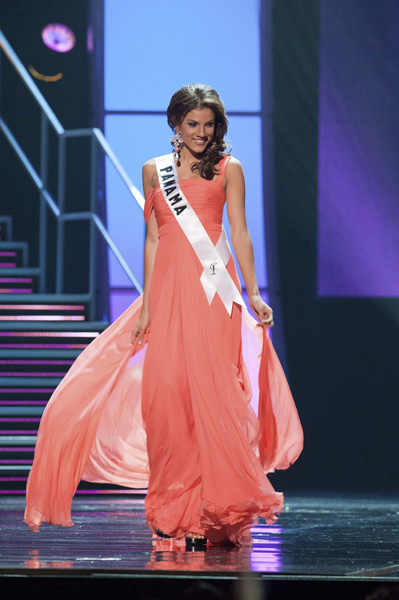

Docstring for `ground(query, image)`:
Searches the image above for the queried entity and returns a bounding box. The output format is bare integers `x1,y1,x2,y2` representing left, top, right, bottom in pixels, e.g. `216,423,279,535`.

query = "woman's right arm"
131,162,159,345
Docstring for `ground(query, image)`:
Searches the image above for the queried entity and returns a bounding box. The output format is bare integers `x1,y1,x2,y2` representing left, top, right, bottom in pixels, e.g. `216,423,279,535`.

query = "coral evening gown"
24,156,303,545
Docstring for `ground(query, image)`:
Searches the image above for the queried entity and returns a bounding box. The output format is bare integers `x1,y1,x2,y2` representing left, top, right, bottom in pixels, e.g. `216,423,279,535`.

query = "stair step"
0,293,92,303
0,407,44,416
0,268,38,294
0,377,62,386
0,449,34,460
0,465,32,471
0,435,36,445
0,268,40,276
0,420,40,433
0,349,81,359
0,242,28,267
0,301,87,319
0,279,34,295
0,253,24,269
0,360,72,376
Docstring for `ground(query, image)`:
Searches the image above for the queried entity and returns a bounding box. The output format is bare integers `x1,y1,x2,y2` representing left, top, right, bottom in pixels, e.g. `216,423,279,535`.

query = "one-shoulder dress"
24,155,303,545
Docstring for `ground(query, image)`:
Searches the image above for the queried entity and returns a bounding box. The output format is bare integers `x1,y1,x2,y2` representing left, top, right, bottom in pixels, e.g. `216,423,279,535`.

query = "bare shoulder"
225,156,245,187
142,158,157,177
226,156,244,176
142,158,158,192
227,156,242,168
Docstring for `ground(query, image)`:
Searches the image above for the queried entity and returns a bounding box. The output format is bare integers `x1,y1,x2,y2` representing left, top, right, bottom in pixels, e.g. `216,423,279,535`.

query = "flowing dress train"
24,156,303,545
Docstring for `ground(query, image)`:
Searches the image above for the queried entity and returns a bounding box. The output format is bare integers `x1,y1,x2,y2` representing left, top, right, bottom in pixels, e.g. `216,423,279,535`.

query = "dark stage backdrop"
269,0,399,495
0,0,95,294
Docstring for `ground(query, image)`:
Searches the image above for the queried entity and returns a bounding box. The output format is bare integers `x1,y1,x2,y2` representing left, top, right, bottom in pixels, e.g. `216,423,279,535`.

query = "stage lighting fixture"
41,23,76,53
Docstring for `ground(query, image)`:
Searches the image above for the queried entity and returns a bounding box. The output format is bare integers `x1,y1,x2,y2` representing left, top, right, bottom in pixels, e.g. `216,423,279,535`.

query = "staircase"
0,29,147,498
0,216,142,496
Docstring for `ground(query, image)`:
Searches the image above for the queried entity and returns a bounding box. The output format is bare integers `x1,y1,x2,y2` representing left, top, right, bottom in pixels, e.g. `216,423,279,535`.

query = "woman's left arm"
225,158,274,327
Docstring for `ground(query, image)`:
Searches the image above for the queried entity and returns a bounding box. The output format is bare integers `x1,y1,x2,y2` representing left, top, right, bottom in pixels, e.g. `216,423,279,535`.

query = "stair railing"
0,30,144,320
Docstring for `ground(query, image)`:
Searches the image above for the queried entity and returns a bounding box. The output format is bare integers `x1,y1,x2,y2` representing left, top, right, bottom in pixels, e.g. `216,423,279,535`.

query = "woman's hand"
249,294,274,327
131,309,150,346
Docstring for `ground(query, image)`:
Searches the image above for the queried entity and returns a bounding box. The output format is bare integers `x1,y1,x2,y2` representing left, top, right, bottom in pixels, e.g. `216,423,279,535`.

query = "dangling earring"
171,130,183,165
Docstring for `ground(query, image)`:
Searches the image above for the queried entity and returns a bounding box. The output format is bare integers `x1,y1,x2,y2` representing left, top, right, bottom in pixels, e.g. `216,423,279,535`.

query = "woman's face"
178,107,215,155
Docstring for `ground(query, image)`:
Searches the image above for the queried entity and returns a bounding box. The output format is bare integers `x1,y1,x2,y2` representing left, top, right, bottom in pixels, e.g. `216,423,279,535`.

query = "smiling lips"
193,138,207,146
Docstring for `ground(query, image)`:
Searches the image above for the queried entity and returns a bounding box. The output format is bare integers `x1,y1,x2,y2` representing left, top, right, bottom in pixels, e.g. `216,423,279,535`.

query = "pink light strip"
0,252,17,257
0,372,66,376
0,289,32,293
0,388,55,393
0,477,28,481
0,263,16,267
0,360,73,365
0,490,147,495
0,279,32,283
0,343,87,349
0,401,47,406
74,489,148,494
0,316,85,321
0,305,85,310
0,332,98,337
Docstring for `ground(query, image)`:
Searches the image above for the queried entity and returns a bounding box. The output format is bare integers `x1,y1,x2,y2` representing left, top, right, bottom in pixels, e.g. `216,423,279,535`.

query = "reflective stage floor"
0,495,398,598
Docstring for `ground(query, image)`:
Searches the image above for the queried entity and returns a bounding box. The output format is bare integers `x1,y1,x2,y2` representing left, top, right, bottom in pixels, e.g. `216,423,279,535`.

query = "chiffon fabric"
24,156,303,545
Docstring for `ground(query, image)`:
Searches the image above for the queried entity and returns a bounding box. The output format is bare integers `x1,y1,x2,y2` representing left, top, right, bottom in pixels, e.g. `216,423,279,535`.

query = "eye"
187,121,197,127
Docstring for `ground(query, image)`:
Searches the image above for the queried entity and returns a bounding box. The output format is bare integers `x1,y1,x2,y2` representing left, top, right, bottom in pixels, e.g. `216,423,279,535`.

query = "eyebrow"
186,119,215,124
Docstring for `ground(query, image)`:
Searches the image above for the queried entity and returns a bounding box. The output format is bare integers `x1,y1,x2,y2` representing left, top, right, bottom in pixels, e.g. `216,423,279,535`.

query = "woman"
131,84,303,546
24,84,303,546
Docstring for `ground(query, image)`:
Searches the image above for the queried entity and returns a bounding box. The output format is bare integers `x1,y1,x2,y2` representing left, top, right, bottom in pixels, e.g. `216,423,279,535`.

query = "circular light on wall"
42,24,76,53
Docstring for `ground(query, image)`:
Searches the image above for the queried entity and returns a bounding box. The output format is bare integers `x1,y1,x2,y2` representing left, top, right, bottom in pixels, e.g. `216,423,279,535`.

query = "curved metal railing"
0,29,144,318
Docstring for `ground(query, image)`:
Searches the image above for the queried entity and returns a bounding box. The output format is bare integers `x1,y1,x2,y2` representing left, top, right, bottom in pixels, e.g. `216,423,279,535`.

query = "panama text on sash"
155,154,245,316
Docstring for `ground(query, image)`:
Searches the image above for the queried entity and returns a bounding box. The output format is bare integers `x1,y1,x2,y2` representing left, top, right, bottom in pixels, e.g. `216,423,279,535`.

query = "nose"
198,125,206,137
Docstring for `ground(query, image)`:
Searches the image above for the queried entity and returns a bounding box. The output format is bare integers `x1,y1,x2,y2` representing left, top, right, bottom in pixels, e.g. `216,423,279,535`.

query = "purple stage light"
0,279,33,283
0,343,88,349
0,332,98,337
42,24,76,53
0,360,73,365
0,401,47,405
0,372,66,377
0,304,85,310
0,418,40,423
0,388,55,393
74,489,148,495
87,25,94,52
0,448,36,451
0,316,85,321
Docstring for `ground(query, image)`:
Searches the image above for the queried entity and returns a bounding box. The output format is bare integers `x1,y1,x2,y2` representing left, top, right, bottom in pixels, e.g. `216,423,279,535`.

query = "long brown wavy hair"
166,84,230,180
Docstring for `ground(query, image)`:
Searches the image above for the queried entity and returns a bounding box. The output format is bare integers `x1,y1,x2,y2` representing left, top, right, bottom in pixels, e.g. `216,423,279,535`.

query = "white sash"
155,154,245,316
